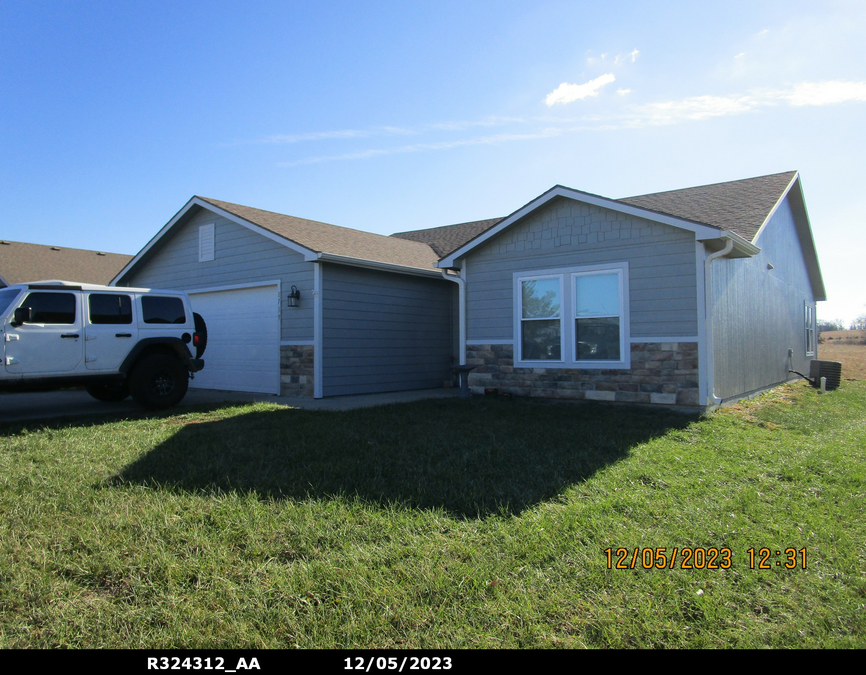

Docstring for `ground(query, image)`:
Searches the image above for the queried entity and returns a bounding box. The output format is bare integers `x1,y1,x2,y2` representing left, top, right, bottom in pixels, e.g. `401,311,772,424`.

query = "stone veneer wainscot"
466,342,700,406
280,345,314,397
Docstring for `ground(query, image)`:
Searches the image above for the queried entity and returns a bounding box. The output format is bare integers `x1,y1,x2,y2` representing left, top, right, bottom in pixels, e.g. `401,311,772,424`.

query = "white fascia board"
751,172,800,245
793,179,827,301
438,186,725,268
315,253,443,278
753,174,825,300
110,197,318,285
111,196,200,285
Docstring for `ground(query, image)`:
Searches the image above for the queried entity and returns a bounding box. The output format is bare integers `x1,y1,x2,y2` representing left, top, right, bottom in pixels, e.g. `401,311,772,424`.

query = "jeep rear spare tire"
193,312,208,358
128,353,189,409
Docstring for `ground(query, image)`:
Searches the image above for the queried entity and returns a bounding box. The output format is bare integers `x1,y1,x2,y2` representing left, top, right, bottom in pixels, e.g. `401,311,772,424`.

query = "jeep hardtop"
0,280,206,409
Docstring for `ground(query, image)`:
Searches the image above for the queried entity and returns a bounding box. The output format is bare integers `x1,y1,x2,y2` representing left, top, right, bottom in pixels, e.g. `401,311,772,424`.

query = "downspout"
704,237,734,407
440,268,466,366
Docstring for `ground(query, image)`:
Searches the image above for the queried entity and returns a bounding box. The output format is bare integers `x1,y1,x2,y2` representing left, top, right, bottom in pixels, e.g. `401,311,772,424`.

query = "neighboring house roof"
0,240,133,287
391,217,505,258
617,170,798,243
394,171,800,260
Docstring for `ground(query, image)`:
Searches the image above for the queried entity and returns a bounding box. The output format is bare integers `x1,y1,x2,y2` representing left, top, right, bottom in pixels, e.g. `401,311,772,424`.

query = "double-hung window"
515,263,629,368
519,276,563,361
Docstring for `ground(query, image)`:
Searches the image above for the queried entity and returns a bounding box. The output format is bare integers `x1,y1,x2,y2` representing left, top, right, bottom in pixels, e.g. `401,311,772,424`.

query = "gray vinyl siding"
321,264,453,396
122,208,314,342
463,197,698,341
712,194,816,400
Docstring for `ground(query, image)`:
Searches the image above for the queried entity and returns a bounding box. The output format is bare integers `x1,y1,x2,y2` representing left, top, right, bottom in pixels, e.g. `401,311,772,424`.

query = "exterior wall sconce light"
287,285,301,308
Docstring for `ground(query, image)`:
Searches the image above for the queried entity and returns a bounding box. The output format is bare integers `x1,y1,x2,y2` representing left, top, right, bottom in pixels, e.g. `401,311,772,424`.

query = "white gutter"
440,269,466,365
704,237,734,407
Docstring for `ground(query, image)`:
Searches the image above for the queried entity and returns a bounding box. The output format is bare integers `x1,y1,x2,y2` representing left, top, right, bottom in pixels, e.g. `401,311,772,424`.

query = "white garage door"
188,285,280,394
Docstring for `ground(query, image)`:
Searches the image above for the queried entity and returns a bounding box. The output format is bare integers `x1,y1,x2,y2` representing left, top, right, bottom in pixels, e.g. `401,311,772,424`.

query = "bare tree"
818,318,846,332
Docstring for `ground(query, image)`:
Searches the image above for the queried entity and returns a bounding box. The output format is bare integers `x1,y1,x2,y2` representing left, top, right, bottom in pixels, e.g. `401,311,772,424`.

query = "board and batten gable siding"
321,264,454,396
462,197,698,342
711,194,816,401
122,207,314,343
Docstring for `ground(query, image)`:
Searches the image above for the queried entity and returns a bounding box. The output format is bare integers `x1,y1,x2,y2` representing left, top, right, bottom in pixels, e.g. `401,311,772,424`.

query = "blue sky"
2,0,864,322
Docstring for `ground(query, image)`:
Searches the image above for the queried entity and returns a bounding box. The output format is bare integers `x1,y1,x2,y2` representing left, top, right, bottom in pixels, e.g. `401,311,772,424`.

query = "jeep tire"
193,312,208,358
128,353,189,410
85,382,131,402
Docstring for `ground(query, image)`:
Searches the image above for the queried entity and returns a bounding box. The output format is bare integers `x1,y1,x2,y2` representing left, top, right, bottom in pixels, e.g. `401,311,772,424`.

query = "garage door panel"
189,286,279,394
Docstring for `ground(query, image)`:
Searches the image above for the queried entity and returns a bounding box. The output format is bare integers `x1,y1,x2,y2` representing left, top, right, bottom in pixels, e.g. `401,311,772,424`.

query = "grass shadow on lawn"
110,397,696,519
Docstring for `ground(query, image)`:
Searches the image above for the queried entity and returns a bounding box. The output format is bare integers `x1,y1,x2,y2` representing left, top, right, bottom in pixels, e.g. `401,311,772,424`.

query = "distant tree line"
818,319,847,332
818,308,866,332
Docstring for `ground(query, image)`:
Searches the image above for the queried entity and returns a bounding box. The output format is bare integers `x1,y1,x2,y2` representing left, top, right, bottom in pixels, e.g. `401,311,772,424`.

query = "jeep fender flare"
119,338,195,374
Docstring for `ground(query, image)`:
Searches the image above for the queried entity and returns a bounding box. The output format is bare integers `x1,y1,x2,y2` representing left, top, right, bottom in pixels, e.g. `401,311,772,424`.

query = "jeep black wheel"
128,354,189,409
85,382,130,402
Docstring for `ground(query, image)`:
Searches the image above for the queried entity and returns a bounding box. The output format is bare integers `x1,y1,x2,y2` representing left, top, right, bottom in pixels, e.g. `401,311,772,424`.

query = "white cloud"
782,80,866,106
255,117,527,145
544,74,616,106
734,52,746,59
278,129,563,166
261,129,373,144
634,94,757,123
268,80,866,165
592,49,639,66
625,80,866,126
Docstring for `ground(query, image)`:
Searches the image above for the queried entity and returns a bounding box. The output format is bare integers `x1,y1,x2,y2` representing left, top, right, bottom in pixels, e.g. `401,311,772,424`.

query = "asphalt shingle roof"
198,197,440,271
389,171,799,259
0,240,133,287
391,217,505,258
617,170,798,242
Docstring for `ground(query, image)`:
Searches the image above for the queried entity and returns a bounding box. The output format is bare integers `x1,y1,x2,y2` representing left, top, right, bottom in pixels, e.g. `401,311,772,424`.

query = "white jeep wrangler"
0,281,206,409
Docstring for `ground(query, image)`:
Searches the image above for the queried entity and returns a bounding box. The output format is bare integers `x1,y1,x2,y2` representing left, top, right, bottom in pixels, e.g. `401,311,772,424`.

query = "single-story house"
0,240,133,288
112,170,825,409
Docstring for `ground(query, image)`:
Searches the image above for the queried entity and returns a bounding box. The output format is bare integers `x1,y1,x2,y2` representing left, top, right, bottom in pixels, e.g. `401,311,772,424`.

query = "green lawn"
1,381,864,648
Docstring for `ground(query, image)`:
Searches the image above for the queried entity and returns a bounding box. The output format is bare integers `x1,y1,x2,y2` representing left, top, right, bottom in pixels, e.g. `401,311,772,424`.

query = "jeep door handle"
115,333,132,338
60,333,80,338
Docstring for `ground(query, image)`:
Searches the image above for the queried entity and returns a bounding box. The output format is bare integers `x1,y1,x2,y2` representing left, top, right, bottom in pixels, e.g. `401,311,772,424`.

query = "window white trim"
513,262,630,369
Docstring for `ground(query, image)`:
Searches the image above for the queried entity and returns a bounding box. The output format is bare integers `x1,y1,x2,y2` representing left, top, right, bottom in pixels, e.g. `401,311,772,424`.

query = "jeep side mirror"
11,306,31,326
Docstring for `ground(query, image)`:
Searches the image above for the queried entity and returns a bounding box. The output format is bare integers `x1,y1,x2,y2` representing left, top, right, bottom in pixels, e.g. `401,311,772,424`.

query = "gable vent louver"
199,223,215,262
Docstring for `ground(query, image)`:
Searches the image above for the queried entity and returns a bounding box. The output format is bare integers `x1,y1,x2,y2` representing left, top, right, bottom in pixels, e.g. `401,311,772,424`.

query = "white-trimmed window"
514,263,629,369
519,275,563,361
805,302,816,356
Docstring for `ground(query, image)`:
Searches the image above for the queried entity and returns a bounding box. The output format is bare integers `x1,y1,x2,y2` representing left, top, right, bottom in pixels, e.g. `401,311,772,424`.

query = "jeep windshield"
0,288,21,317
